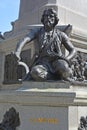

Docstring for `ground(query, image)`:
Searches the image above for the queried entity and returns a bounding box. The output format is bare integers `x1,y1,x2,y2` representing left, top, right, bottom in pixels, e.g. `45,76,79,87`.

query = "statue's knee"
30,65,48,81
62,68,72,78
53,59,68,71
53,59,72,78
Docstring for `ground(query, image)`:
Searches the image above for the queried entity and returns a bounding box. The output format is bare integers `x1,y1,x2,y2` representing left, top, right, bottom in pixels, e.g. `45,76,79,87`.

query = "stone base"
0,82,87,130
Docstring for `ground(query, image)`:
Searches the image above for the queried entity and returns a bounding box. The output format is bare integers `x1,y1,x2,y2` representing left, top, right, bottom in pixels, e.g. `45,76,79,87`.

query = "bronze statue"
0,107,20,130
78,116,87,130
14,8,76,81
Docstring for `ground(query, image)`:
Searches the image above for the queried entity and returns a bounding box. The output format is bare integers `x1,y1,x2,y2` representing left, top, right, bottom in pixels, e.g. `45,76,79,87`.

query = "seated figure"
14,8,76,81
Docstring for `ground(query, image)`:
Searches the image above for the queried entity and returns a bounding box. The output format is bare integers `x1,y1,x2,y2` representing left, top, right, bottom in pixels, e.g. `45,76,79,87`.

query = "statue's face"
43,11,55,31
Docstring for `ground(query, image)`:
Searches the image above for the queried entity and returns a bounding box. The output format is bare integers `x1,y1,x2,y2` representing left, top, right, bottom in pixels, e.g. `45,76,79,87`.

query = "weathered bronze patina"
0,107,20,130
14,8,76,81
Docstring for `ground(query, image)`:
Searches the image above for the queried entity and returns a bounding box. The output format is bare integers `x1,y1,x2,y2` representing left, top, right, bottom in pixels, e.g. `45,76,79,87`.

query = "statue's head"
41,8,59,30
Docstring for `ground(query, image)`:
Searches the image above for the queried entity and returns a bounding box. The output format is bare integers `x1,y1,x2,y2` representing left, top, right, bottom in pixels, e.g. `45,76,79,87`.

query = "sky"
0,0,20,34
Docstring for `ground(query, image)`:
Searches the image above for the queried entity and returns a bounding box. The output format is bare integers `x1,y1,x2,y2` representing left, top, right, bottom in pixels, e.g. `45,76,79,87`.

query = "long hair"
41,8,59,27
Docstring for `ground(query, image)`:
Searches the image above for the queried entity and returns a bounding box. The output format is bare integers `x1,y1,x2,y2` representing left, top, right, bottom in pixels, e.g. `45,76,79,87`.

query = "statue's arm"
62,32,76,60
15,29,38,60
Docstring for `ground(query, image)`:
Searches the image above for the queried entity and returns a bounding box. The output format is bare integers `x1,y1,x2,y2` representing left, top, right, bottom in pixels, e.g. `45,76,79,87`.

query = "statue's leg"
52,59,72,80
30,65,50,81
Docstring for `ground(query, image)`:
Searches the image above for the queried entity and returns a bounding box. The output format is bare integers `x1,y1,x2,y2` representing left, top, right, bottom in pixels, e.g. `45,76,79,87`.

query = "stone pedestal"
0,1,87,129
0,51,5,87
13,0,87,34
0,82,87,130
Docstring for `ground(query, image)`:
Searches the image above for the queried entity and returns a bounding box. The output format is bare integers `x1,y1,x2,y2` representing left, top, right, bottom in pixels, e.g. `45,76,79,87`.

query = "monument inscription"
29,117,58,124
